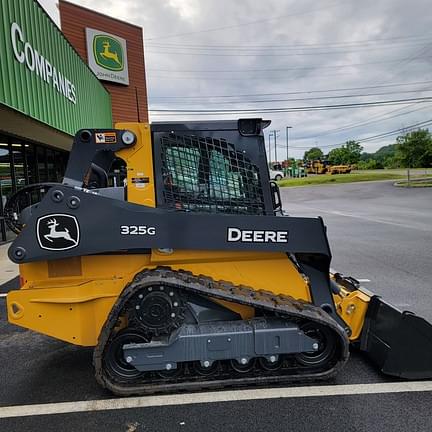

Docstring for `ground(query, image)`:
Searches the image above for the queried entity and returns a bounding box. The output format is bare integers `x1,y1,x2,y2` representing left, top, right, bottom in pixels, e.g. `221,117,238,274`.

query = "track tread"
94,267,349,396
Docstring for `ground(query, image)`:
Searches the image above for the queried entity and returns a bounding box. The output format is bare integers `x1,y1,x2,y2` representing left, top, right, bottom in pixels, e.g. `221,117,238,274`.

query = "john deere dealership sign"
86,28,129,85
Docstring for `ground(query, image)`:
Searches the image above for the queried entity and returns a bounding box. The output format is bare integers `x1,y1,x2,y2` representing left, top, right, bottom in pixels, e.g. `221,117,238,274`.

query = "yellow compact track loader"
5,119,432,396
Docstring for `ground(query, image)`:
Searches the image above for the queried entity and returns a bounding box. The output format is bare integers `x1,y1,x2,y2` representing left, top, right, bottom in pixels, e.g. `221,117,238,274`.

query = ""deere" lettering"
227,227,288,243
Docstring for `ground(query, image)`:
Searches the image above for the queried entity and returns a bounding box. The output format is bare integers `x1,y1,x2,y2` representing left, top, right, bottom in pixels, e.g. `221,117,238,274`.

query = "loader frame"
6,121,432,383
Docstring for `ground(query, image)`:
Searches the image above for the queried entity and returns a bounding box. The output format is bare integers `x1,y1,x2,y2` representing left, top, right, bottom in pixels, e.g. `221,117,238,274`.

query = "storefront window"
0,138,69,242
11,144,26,190
53,150,67,182
0,140,12,241
46,149,56,182
25,145,38,186
37,147,48,183
0,143,11,200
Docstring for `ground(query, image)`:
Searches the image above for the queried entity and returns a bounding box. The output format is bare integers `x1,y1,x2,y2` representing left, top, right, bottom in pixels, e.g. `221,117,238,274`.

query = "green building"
0,0,113,241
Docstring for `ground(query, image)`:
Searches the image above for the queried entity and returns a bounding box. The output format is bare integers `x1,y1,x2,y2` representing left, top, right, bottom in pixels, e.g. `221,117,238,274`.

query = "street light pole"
268,132,273,163
273,130,279,163
286,126,292,162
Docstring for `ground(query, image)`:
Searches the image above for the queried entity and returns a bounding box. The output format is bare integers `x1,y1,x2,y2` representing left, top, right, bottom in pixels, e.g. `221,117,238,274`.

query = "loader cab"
151,119,277,215
61,119,277,215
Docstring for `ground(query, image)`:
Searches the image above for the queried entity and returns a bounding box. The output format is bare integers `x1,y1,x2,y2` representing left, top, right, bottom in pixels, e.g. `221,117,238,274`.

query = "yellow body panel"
7,250,311,346
115,122,156,207
333,286,370,340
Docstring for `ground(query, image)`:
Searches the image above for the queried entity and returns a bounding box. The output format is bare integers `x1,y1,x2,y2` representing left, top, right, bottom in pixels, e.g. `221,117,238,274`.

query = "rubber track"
94,267,350,396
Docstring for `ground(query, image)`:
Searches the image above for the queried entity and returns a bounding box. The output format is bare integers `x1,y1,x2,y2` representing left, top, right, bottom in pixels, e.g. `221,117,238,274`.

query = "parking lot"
0,180,431,431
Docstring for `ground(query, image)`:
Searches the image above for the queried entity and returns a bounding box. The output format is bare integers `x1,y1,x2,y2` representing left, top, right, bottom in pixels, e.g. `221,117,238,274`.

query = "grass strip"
394,178,432,187
278,172,407,187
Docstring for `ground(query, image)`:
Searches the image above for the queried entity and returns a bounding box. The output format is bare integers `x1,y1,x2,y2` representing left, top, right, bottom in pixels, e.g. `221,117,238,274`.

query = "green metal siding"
0,0,112,135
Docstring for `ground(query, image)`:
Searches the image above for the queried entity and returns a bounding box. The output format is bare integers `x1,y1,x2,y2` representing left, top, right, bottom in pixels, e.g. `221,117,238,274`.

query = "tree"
327,147,346,165
358,144,399,169
343,140,363,164
328,140,363,165
374,144,397,163
357,159,379,170
360,152,373,161
374,144,397,168
395,129,432,168
303,147,324,161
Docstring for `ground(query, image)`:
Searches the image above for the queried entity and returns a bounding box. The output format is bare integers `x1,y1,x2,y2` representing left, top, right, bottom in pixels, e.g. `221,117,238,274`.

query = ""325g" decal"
120,225,156,235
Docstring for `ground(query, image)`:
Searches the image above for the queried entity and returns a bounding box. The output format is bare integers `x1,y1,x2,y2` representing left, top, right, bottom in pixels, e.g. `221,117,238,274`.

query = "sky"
38,0,432,160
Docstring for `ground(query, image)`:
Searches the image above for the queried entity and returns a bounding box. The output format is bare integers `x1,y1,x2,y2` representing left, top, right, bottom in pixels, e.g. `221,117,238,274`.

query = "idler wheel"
295,324,336,368
103,329,148,382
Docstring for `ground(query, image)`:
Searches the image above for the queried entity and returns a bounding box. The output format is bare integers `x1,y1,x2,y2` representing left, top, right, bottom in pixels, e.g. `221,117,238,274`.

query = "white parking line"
357,279,371,283
0,381,431,419
0,293,7,298
291,204,429,231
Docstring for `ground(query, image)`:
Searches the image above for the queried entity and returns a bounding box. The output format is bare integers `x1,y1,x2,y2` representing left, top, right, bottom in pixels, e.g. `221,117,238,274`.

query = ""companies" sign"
10,22,77,104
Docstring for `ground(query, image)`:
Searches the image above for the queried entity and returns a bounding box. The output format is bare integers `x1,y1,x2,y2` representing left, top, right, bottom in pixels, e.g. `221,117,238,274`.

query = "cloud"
167,0,200,20
43,0,432,159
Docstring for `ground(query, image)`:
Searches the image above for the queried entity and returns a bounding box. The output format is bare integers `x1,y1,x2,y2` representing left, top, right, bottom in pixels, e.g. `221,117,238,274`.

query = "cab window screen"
209,150,244,200
160,134,265,215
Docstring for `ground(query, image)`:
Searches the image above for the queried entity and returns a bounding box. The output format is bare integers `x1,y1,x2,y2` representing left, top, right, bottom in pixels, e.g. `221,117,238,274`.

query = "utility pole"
286,126,292,162
268,132,273,163
273,130,280,163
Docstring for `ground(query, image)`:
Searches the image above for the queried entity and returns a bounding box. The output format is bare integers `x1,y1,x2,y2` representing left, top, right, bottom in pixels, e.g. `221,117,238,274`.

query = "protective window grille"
160,134,266,215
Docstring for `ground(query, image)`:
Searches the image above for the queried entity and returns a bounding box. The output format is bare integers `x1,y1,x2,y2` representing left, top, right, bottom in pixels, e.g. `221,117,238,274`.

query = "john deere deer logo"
93,35,124,71
44,218,78,246
100,41,121,66
37,214,80,251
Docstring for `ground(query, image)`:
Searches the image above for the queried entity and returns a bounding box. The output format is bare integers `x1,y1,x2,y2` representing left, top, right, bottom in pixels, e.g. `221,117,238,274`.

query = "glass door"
0,140,12,241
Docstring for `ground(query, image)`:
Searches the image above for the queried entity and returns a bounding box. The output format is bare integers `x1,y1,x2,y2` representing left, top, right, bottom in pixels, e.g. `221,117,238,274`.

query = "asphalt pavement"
280,180,432,321
0,180,431,431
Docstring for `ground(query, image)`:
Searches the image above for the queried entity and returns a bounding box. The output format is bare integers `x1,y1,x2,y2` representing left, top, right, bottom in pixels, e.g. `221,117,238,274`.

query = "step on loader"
5,119,432,396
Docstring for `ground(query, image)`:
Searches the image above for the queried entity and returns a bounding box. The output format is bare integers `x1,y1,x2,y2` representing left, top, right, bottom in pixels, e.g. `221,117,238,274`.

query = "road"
280,180,432,321
0,180,431,431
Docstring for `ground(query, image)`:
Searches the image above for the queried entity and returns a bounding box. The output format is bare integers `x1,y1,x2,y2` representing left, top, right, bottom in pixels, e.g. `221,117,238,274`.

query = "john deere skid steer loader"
5,120,432,396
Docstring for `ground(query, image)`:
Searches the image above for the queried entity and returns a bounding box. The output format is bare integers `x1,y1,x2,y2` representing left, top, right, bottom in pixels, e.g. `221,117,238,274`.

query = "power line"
359,43,432,89
146,34,432,49
286,118,432,149
146,57,424,72
146,41,427,51
146,41,432,59
147,70,365,81
150,89,432,107
278,82,432,147
293,104,431,140
145,46,430,57
148,67,425,81
307,47,432,145
356,120,432,143
148,80,432,100
146,43,428,57
149,96,432,114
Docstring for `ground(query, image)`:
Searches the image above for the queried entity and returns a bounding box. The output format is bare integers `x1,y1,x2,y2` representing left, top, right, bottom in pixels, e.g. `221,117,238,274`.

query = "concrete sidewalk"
0,243,18,286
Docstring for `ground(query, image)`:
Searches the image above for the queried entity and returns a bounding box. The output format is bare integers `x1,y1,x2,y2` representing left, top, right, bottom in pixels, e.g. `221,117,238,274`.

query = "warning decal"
95,132,117,144
132,177,149,188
